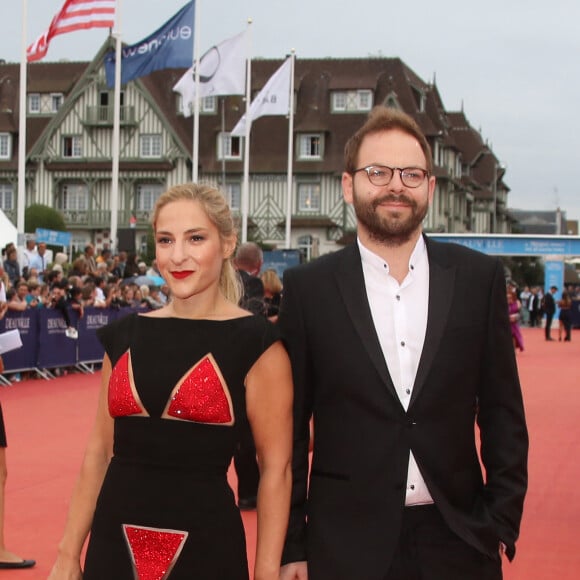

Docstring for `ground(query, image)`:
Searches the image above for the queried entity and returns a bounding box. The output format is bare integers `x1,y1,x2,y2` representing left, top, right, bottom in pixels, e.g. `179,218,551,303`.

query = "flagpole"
110,0,122,252
17,0,28,241
240,18,252,243
191,0,201,181
284,50,295,249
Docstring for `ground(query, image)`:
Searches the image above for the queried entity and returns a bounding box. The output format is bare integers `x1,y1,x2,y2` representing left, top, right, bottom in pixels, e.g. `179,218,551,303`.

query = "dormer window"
331,90,373,113
298,133,323,160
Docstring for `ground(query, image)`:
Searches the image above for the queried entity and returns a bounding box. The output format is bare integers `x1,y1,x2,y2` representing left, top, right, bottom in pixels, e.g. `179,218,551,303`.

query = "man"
83,244,99,277
234,242,267,316
233,242,266,509
542,285,557,341
20,238,38,276
279,107,528,580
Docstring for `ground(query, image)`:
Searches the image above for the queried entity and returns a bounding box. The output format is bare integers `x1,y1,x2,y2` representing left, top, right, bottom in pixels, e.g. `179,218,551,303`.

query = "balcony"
83,106,137,127
61,209,152,230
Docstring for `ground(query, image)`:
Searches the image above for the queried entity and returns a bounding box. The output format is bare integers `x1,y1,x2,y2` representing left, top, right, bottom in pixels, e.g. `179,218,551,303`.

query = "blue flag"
105,1,194,87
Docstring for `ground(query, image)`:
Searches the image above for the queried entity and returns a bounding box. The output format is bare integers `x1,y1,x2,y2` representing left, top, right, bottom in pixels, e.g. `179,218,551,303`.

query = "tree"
25,204,67,234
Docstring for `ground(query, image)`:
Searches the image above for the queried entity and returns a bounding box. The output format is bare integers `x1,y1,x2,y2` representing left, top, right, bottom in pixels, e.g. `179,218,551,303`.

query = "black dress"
84,313,280,579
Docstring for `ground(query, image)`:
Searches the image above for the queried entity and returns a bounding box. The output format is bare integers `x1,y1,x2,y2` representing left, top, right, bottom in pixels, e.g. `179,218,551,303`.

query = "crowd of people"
506,283,579,350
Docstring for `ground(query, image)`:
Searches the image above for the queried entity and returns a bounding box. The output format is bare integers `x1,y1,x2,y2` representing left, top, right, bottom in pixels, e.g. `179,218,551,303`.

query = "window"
224,182,241,211
136,183,163,211
331,90,373,112
58,184,88,211
28,93,41,114
298,183,321,212
0,182,13,210
140,134,162,158
298,134,323,160
51,93,64,112
62,136,82,158
217,132,242,160
201,96,217,113
0,134,12,159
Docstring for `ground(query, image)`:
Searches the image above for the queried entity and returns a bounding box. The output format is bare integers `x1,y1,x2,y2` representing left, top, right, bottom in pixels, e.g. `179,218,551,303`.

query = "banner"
105,1,194,87
173,29,247,117
36,309,79,369
0,310,39,372
77,307,116,363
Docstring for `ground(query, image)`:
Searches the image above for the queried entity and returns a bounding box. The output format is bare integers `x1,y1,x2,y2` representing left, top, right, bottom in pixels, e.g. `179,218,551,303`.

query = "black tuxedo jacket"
279,238,528,580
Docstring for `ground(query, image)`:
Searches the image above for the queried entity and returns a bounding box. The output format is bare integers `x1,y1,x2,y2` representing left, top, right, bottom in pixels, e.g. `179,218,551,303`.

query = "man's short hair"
344,106,433,175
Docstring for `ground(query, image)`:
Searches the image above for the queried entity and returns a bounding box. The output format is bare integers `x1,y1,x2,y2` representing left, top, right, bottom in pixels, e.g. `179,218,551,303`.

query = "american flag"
27,0,116,62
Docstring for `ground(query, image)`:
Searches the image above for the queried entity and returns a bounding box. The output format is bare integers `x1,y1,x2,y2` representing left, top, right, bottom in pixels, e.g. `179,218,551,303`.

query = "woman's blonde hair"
152,183,242,304
261,268,283,295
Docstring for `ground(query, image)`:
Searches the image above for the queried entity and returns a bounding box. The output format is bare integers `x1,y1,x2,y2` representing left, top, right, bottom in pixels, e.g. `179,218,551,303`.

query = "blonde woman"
49,184,292,580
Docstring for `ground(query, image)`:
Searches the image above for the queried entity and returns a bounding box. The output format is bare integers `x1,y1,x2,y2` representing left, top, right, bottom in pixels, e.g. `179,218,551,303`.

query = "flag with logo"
231,56,292,136
173,29,247,117
104,1,194,87
27,0,116,62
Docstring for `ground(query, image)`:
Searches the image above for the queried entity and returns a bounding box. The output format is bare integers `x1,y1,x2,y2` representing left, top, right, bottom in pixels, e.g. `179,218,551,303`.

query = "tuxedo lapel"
410,240,455,406
334,245,398,398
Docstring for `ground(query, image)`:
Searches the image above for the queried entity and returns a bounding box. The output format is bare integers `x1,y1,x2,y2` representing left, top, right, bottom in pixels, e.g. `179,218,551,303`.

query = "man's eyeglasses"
352,165,429,188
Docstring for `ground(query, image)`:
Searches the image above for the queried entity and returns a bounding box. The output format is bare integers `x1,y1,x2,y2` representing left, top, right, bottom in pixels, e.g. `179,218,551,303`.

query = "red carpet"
0,325,577,578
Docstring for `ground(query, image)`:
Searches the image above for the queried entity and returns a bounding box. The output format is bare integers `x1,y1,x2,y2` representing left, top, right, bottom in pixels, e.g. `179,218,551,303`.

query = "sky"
2,0,580,224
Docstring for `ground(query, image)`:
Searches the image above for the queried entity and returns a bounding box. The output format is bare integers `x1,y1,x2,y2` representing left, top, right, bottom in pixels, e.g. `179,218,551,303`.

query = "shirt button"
400,341,405,347
410,484,415,490
405,388,411,395
396,295,400,301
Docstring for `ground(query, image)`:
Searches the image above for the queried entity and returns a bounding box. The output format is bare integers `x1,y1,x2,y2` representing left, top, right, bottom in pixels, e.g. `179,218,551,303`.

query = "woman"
508,288,524,352
261,269,283,322
48,183,293,580
558,290,572,341
0,404,35,569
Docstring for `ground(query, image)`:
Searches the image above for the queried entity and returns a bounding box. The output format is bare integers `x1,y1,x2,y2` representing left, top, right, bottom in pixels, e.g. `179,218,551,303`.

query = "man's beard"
352,188,429,246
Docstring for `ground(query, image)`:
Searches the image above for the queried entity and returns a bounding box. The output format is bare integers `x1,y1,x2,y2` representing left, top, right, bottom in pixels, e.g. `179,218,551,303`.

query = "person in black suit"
279,107,528,580
233,242,266,509
542,285,557,341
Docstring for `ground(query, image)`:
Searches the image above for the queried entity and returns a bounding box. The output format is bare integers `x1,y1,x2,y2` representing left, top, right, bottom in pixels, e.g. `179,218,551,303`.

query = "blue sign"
35,228,71,248
262,250,302,279
428,234,580,256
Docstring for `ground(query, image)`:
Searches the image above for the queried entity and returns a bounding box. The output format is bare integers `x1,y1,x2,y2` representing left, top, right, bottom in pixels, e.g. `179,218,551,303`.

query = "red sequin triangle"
165,355,233,424
123,524,188,580
108,351,146,417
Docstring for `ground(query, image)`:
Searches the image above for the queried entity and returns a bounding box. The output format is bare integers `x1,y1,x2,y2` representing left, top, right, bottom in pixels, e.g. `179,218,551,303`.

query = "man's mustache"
372,194,416,209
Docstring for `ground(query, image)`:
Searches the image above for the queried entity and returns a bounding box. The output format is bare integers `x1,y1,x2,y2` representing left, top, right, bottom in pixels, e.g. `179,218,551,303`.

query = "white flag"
231,57,292,136
173,30,247,117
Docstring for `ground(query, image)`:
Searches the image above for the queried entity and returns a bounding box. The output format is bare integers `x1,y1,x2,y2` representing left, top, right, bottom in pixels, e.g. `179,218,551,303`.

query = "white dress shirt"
359,236,434,506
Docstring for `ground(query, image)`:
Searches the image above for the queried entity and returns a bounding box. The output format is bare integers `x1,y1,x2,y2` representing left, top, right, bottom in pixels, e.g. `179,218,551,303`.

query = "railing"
60,209,152,229
83,106,136,126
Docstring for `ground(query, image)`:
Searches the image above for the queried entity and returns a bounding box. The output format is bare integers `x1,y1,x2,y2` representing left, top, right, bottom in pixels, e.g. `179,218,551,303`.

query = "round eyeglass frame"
352,165,429,188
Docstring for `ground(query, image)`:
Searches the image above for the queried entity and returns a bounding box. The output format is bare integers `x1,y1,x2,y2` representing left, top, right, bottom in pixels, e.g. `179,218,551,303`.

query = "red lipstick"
171,271,194,279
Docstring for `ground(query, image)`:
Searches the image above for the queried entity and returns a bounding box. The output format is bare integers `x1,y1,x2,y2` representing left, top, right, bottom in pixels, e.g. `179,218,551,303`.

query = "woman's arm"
47,355,115,579
246,341,293,580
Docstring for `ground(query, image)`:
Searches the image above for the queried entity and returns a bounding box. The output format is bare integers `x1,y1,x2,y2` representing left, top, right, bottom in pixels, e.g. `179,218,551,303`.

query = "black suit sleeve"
476,259,528,560
278,267,312,565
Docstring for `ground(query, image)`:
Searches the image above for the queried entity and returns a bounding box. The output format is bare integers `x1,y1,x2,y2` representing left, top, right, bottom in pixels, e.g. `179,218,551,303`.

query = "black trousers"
545,313,555,339
384,505,502,580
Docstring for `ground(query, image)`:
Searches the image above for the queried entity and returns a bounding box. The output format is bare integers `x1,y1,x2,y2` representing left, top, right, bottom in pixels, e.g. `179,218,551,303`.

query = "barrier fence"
0,307,147,383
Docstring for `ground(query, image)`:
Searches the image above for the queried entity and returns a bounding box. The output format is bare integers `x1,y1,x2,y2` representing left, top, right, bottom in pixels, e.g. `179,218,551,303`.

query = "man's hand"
280,561,308,580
